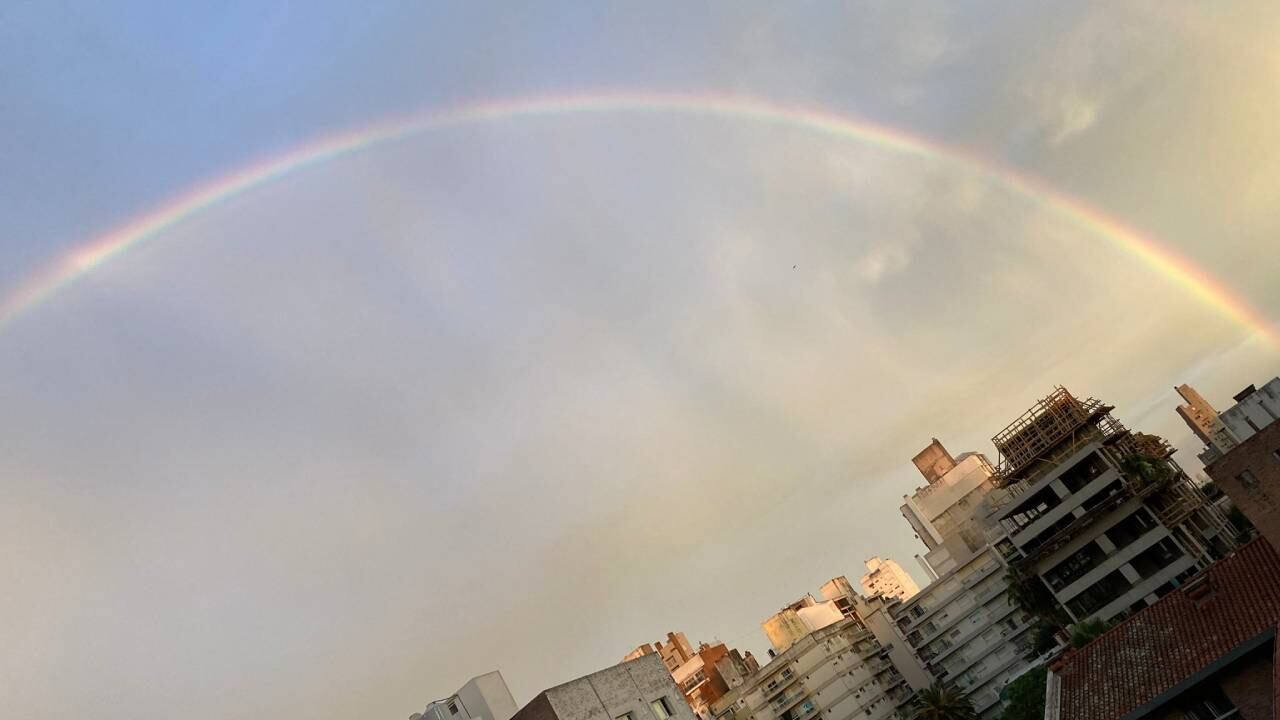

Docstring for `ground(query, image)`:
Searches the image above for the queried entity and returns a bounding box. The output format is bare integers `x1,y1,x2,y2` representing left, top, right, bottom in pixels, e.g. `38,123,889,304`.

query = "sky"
2,2,1279,718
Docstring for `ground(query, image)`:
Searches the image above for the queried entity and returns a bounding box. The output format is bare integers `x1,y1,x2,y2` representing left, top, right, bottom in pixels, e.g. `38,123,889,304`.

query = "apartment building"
714,619,912,720
628,632,697,673
510,655,696,720
900,439,998,577
987,387,1236,624
859,557,919,603
412,672,519,720
1200,380,1280,549
762,595,847,654
890,548,1034,719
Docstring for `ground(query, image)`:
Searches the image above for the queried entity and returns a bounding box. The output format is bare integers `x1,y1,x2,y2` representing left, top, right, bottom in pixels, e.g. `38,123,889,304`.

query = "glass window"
1237,470,1259,489
652,698,673,720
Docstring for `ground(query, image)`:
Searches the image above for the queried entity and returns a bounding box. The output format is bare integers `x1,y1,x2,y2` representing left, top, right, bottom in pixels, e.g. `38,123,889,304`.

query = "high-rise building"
859,557,919,603
1175,384,1240,464
889,548,1035,718
1191,377,1280,551
899,440,998,576
510,655,696,720
712,619,912,720
986,387,1237,625
412,672,519,720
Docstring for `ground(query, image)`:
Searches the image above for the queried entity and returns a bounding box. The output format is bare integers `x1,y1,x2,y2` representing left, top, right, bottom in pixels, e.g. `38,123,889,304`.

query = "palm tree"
913,683,977,720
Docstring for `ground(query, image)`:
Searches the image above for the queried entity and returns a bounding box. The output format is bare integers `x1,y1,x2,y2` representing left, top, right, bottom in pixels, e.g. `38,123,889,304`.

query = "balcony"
762,670,798,701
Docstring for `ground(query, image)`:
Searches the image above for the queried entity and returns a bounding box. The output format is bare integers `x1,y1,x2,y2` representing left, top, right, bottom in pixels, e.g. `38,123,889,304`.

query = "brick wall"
1218,645,1275,720
1206,422,1280,551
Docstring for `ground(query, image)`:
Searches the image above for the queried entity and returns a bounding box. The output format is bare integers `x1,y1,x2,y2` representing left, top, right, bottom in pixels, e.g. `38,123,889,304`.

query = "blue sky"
2,2,1279,719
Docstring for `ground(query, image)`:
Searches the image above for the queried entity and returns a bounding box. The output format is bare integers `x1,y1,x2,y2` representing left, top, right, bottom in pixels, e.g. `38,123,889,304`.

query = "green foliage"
997,667,1047,720
1068,617,1111,648
914,684,978,720
1120,454,1171,488
1025,619,1061,661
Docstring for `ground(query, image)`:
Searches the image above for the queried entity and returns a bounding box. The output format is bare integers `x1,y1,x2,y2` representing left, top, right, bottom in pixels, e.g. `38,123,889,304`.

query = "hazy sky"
3,2,1279,718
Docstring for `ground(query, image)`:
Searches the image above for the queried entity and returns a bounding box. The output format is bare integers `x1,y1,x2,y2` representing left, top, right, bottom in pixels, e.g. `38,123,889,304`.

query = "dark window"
1080,480,1124,511
1044,541,1107,591
449,704,459,716
1129,538,1183,579
1006,487,1062,530
1058,452,1109,493
1066,569,1133,617
1237,470,1259,488
651,698,674,720
1105,510,1158,549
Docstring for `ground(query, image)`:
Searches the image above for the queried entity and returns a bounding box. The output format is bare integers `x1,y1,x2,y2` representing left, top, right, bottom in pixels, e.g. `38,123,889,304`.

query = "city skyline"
3,3,1280,719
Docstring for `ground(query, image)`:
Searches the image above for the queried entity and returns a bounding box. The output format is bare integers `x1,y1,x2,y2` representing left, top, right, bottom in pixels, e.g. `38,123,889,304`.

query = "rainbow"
1,90,1275,347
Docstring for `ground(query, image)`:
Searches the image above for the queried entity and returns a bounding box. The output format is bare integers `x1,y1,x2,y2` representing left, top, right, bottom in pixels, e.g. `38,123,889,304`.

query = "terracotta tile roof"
1055,539,1280,720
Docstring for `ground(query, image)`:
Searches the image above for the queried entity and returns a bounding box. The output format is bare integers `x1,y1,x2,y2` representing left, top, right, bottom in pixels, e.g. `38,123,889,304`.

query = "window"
651,698,673,720
617,714,635,720
1237,470,1259,489
449,703,459,716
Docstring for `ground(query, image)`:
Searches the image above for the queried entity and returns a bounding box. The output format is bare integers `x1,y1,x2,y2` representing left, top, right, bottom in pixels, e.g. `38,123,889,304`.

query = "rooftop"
1052,539,1280,720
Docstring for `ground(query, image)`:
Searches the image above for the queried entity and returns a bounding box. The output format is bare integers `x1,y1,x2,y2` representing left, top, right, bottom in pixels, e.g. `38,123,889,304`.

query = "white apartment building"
899,441,998,577
414,672,519,720
762,595,847,654
716,619,912,720
1218,379,1280,449
890,548,1034,719
859,557,919,603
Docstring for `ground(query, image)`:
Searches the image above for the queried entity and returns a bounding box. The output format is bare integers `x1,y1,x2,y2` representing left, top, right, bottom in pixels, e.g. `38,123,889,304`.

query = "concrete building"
1207,422,1280,550
510,655,696,720
762,595,846,655
672,644,760,719
1047,539,1280,720
714,619,912,720
987,387,1236,625
1199,381,1280,551
1176,384,1240,464
890,548,1035,719
859,557,919,603
900,440,998,577
413,672,518,720
1219,378,1280,445
627,632,697,674
627,634,759,720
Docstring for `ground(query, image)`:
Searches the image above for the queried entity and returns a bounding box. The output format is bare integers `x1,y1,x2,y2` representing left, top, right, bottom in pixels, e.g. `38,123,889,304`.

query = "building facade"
714,619,912,720
413,672,519,720
1176,384,1240,465
762,596,846,655
1184,377,1280,551
511,655,697,720
987,387,1236,625
859,557,919,603
627,632,697,673
890,548,1035,719
899,440,998,577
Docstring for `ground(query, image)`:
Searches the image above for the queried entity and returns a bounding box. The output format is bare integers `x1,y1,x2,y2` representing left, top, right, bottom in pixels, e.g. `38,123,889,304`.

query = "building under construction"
984,387,1236,623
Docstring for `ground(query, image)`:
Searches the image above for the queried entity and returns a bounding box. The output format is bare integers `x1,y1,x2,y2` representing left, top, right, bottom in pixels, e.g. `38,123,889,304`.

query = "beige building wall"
859,557,919,603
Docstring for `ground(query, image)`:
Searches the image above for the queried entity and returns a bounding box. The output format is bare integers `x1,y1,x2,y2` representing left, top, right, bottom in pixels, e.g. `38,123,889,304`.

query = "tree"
1025,619,1061,661
914,683,977,720
1068,618,1110,648
1120,454,1170,489
997,667,1047,720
